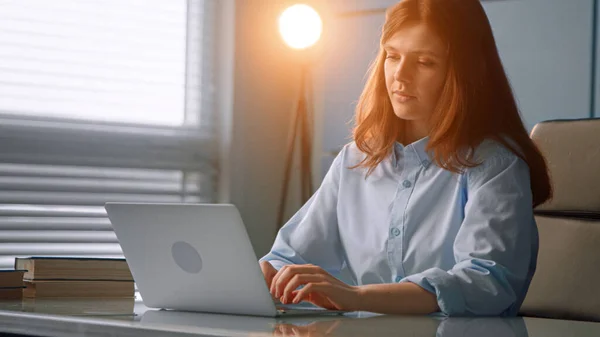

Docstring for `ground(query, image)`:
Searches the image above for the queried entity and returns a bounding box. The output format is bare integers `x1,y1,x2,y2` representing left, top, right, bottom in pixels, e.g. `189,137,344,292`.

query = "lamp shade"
278,4,322,49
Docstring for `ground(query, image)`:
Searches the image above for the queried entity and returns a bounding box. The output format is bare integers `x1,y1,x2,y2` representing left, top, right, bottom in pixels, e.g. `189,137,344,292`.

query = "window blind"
0,0,218,275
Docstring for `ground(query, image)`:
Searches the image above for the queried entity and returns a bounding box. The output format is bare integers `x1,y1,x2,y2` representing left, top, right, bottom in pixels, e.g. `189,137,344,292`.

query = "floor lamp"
276,4,322,231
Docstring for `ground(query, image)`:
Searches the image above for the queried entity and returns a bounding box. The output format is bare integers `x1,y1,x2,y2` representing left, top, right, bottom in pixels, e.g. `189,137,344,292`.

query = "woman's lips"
393,92,416,103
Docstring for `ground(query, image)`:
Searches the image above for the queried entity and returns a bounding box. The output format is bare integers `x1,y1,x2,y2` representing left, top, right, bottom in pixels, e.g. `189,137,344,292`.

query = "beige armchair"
520,118,600,321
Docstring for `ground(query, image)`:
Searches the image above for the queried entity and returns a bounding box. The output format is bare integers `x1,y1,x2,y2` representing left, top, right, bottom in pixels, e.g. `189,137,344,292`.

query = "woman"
260,0,552,316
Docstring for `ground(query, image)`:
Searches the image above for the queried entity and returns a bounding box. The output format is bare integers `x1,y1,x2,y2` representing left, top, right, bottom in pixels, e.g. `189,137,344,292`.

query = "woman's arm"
397,150,536,316
356,282,439,314
260,147,347,278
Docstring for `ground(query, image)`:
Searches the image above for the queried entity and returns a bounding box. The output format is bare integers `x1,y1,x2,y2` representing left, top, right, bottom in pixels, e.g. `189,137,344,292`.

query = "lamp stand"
276,65,314,231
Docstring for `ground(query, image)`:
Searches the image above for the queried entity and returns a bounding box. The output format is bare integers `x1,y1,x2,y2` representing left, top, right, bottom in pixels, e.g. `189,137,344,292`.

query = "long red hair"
352,0,552,207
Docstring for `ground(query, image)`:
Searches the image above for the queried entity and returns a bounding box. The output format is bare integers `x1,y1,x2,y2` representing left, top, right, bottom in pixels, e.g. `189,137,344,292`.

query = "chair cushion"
520,215,600,321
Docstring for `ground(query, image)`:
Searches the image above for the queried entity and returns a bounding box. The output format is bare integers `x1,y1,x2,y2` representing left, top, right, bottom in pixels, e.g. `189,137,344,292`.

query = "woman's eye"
386,55,399,60
419,60,434,67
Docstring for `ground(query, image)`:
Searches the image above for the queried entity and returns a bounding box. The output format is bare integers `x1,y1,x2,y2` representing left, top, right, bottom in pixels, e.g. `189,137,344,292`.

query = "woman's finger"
269,264,288,296
281,274,325,303
272,265,322,298
292,282,333,304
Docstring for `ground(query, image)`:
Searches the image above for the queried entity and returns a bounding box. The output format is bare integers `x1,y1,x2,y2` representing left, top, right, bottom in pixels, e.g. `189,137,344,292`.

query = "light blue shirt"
260,137,537,317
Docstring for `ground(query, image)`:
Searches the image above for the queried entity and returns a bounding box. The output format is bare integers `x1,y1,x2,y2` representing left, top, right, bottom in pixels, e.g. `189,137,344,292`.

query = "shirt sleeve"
400,151,537,316
259,147,346,277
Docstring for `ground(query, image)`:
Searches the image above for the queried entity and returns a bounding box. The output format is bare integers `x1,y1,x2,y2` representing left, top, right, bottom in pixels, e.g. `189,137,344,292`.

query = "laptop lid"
105,202,278,317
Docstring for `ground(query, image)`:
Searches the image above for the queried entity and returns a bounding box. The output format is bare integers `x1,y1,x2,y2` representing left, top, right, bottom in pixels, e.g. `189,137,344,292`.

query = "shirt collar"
393,136,432,169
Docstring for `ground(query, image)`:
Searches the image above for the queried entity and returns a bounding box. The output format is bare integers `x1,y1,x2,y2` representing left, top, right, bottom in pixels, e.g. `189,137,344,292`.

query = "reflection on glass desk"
0,298,598,337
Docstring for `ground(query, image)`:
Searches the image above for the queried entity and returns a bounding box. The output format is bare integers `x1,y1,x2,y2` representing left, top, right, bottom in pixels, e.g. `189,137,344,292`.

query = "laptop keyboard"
277,305,322,311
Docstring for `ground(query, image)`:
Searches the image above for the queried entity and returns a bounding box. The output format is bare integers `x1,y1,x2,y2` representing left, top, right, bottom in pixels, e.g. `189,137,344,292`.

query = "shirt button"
402,180,412,188
391,228,400,237
421,160,430,168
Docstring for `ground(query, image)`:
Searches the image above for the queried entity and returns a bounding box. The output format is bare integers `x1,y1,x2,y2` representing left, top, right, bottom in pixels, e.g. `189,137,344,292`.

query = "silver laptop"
105,202,346,317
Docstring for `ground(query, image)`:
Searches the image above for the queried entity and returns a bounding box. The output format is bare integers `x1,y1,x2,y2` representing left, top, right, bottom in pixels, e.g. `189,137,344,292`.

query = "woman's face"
384,22,448,130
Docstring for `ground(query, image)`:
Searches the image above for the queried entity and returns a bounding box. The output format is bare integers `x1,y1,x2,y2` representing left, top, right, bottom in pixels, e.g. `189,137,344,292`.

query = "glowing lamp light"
278,4,322,49
275,4,322,229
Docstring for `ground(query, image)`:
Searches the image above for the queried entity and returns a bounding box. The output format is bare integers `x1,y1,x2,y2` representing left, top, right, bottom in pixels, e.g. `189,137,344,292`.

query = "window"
0,0,203,126
0,0,218,282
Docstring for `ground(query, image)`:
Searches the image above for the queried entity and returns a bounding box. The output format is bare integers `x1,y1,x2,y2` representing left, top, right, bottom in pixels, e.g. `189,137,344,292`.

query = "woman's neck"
398,120,430,145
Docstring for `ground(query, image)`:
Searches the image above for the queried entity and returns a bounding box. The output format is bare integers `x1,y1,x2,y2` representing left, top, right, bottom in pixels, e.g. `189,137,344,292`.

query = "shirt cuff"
400,268,466,316
259,258,288,271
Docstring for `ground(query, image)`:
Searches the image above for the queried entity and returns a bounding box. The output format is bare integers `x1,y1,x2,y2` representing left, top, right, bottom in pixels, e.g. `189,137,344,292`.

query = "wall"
483,0,594,130
225,0,376,257
226,0,320,257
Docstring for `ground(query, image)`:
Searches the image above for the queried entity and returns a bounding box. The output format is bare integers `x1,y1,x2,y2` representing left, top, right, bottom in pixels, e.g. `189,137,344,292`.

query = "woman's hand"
260,261,282,302
260,261,278,289
269,264,361,311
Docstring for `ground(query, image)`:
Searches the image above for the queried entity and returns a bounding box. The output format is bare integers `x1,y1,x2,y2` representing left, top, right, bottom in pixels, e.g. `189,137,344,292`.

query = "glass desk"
0,298,598,337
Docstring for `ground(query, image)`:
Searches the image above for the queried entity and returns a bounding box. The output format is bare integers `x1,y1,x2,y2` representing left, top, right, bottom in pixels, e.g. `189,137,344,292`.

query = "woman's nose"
394,60,413,83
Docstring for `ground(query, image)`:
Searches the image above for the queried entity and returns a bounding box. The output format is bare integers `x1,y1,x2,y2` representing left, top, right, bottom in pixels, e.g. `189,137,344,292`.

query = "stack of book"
0,270,26,300
21,297,135,317
14,257,135,298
